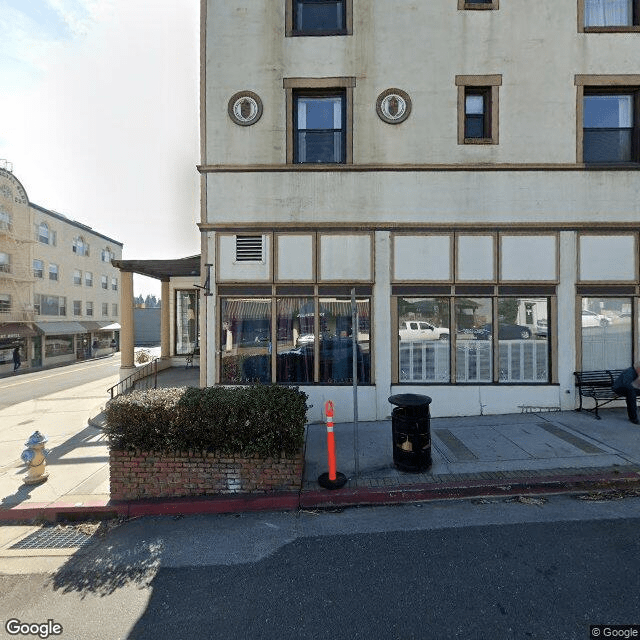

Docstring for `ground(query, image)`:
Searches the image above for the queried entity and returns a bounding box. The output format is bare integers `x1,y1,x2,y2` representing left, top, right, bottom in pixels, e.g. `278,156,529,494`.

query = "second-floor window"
583,91,638,163
584,0,639,27
0,293,10,313
0,209,11,231
294,91,346,163
101,275,108,290
73,269,82,285
86,301,93,316
85,271,93,287
102,302,109,316
0,252,10,273
73,300,82,316
33,259,44,278
111,277,118,291
49,264,58,281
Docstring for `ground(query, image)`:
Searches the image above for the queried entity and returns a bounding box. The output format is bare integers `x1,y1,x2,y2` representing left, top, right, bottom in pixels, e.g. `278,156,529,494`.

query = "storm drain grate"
10,528,93,550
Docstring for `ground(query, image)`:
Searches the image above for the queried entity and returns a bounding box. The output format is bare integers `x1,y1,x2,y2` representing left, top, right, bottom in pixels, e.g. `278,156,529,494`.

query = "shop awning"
34,321,88,335
99,322,121,331
0,322,39,338
79,321,120,332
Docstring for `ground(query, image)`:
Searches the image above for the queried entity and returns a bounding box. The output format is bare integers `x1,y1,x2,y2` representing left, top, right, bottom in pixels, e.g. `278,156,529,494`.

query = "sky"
0,0,201,297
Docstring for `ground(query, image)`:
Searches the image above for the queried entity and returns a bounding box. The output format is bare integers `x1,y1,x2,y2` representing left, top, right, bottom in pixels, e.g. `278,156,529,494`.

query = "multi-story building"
193,0,640,422
0,165,123,374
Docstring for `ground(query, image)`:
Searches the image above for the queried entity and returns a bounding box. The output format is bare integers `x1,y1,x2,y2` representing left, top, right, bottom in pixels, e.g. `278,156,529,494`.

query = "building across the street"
117,1,640,421
0,164,122,374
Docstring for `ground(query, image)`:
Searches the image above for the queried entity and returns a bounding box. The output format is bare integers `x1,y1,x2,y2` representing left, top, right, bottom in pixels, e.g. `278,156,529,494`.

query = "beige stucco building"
193,0,640,422
0,166,122,374
120,0,640,421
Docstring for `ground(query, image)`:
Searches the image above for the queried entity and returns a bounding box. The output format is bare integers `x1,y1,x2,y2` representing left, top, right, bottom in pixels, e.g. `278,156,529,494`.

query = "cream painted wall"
394,235,452,281
218,234,271,281
204,0,640,166
579,235,637,281
206,170,640,226
277,234,314,281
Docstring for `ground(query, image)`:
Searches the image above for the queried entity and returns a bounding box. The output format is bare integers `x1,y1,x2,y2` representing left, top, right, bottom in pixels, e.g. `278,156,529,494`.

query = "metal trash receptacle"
388,394,432,472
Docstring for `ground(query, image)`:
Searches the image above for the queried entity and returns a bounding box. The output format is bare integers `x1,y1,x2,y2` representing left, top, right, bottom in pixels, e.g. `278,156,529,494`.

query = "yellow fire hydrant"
21,431,49,485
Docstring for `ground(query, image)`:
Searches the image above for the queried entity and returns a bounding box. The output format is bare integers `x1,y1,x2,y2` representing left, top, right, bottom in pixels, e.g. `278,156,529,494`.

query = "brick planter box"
110,449,304,501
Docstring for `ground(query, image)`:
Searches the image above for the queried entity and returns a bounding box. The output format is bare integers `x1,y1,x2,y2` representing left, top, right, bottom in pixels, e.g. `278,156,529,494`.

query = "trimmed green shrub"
104,385,308,457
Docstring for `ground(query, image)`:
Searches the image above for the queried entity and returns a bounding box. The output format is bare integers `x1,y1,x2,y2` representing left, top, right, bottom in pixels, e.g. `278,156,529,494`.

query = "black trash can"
388,394,432,472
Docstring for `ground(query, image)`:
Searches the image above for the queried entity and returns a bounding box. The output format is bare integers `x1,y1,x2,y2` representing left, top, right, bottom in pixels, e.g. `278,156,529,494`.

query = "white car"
581,309,609,327
399,321,450,341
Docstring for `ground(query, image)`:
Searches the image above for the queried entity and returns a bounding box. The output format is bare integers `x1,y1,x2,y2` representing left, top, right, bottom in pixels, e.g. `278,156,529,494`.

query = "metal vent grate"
10,527,93,550
235,235,263,262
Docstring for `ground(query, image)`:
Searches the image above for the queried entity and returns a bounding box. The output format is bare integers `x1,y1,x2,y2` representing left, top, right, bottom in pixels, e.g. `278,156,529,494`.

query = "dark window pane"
465,115,486,138
297,131,343,163
295,0,343,32
583,129,632,162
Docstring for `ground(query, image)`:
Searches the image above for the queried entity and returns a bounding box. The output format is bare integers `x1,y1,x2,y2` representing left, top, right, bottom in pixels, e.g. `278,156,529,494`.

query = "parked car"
472,323,532,340
535,319,548,337
399,321,450,341
581,309,609,327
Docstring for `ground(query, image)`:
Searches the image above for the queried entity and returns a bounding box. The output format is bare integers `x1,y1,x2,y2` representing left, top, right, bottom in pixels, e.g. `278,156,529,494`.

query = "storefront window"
398,297,450,383
318,297,370,384
220,298,271,384
175,290,199,355
497,298,549,382
581,297,632,370
276,297,314,383
44,335,74,357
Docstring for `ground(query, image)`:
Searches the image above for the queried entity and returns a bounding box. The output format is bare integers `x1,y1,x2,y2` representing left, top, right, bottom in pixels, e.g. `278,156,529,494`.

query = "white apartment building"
0,167,122,374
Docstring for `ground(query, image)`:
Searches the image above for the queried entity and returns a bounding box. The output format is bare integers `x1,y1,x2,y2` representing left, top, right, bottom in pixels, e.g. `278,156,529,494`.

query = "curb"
1,471,638,524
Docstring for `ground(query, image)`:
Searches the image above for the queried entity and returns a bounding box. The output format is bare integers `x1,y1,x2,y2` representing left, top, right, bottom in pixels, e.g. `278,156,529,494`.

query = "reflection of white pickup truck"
399,321,450,341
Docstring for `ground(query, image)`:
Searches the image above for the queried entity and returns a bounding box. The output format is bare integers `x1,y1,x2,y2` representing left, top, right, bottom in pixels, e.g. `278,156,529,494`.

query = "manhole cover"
10,527,93,550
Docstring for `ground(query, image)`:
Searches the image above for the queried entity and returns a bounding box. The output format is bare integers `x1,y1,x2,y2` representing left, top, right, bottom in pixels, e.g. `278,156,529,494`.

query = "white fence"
400,339,549,383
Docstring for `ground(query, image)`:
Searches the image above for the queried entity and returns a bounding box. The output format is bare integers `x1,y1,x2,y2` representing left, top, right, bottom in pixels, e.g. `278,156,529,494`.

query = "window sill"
463,138,497,145
582,162,640,169
460,3,498,10
583,26,640,32
287,29,351,37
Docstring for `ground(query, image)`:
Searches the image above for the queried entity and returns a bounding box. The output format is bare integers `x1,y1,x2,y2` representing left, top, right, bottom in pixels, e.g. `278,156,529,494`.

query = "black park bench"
573,369,625,419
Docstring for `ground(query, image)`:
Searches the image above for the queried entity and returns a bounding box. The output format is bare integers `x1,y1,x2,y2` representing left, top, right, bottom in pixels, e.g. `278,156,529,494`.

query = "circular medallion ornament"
376,88,412,124
228,91,263,126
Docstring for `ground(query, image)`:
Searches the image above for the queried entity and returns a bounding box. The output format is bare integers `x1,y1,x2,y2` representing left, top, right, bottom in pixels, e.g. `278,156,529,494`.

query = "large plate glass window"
398,298,450,383
581,297,632,369
455,298,493,383
277,297,315,383
220,298,272,384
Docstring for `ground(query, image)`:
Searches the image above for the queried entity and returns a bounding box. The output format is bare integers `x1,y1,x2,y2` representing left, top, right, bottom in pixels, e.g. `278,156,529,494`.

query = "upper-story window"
456,75,501,145
73,236,89,256
85,271,93,287
583,0,640,28
294,92,346,163
583,90,638,163
287,0,352,36
33,259,44,279
49,264,58,281
111,277,118,291
38,222,49,244
101,275,108,290
0,252,10,273
101,247,114,262
0,293,10,313
73,269,82,285
0,209,11,231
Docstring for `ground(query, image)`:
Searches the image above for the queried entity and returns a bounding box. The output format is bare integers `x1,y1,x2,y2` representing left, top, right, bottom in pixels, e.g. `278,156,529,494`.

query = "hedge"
104,385,308,457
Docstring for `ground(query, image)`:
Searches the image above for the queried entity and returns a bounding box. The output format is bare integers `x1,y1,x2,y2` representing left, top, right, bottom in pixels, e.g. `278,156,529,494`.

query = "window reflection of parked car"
473,323,532,340
581,309,609,327
399,321,450,341
535,319,548,337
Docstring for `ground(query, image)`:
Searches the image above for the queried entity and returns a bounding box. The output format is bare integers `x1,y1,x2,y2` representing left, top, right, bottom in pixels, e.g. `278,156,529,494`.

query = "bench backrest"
574,369,625,388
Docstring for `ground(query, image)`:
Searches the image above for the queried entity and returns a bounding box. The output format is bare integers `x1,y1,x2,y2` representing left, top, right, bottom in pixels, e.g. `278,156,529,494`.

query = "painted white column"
120,270,135,375
558,231,578,410
160,279,170,360
204,231,216,388
374,231,392,420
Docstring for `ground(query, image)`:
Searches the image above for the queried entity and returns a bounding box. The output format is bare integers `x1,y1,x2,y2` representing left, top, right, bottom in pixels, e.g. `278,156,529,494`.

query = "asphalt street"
0,356,120,410
1,495,639,639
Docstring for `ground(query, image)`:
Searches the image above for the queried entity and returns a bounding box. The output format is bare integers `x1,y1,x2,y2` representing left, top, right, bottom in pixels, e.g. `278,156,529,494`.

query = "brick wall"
110,450,304,501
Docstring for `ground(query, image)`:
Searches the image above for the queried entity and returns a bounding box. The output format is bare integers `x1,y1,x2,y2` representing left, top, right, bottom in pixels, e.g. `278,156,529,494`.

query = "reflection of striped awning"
222,298,370,320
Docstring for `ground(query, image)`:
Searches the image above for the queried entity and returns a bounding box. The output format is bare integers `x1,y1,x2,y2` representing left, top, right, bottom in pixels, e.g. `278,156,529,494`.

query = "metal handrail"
108,358,159,400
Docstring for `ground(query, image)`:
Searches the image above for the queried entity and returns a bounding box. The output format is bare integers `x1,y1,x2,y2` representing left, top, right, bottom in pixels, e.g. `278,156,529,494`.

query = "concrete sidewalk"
1,367,639,522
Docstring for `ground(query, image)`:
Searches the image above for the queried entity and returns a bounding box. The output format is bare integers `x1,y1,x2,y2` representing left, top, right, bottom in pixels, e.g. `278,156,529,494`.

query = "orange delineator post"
325,400,337,481
317,400,347,490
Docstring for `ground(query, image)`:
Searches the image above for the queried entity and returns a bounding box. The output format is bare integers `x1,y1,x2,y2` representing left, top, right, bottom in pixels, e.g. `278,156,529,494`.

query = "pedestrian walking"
110,338,117,352
91,340,98,358
12,346,21,371
612,362,640,425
